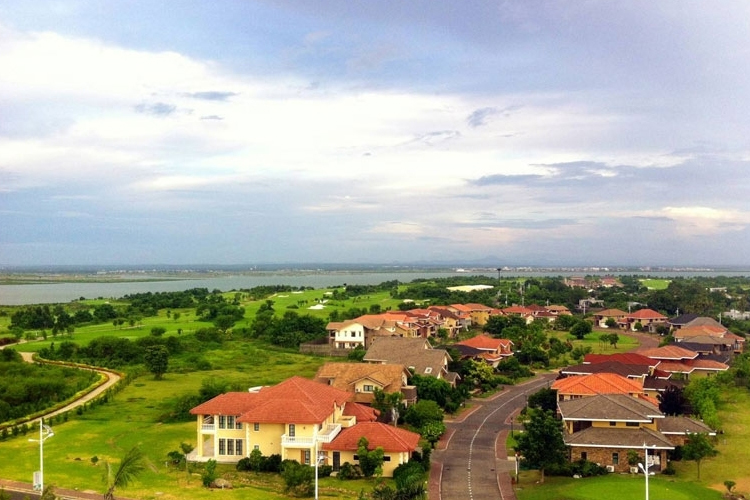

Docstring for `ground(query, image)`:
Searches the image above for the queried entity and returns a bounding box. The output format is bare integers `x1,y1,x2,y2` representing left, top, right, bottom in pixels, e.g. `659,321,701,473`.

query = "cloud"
200,115,224,121
185,91,238,101
133,102,177,116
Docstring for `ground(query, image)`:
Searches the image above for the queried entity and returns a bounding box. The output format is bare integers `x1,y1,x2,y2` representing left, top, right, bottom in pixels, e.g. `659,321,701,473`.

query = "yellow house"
188,376,421,476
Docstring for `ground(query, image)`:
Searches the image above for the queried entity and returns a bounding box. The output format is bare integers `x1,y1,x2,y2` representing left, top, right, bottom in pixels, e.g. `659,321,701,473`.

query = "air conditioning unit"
606,465,615,473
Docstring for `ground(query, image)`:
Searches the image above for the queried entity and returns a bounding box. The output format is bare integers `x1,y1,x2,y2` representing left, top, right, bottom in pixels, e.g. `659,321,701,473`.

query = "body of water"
1,269,749,306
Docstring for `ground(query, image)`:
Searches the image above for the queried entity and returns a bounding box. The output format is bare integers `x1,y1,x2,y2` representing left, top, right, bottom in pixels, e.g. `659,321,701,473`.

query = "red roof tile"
189,392,260,416
343,402,380,422
552,372,644,396
627,309,667,320
584,353,658,366
456,334,513,351
637,346,698,360
322,422,420,453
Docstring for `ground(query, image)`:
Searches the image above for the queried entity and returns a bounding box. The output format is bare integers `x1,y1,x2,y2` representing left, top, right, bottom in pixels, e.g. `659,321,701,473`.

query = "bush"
337,462,362,480
318,464,333,478
662,461,676,475
546,459,607,478
280,460,314,496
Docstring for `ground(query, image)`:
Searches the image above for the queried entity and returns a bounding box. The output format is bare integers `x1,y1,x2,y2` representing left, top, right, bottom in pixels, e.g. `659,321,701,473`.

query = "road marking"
464,377,552,500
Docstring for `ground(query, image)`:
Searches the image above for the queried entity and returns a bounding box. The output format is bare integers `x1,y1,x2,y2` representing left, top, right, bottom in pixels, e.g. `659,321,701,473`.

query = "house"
321,421,421,475
625,309,667,332
326,315,398,350
427,306,468,337
188,376,420,476
667,313,701,330
671,319,745,353
592,309,628,329
363,337,458,384
314,362,416,406
560,361,653,381
637,345,729,379
551,372,646,402
447,303,498,326
545,304,572,316
559,394,674,473
454,334,514,367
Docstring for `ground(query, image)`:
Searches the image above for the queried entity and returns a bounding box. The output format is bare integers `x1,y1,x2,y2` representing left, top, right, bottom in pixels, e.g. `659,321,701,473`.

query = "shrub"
201,459,217,487
662,461,676,475
338,462,362,480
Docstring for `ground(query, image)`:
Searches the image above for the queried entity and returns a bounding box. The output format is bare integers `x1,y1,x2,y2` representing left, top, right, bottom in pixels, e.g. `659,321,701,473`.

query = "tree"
605,317,617,329
150,326,166,337
102,446,145,500
372,389,404,424
606,332,619,348
514,409,567,483
420,420,446,449
658,384,687,416
682,432,718,480
281,460,314,495
357,437,385,478
144,345,169,380
403,400,444,429
570,320,592,340
526,387,557,413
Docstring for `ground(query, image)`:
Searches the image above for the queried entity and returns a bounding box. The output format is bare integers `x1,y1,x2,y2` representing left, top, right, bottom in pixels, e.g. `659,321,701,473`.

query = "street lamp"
637,443,655,500
314,438,326,500
29,417,54,492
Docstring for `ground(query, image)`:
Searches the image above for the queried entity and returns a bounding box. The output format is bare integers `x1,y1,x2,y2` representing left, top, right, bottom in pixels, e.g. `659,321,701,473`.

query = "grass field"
0,339,374,499
639,279,671,290
514,473,724,500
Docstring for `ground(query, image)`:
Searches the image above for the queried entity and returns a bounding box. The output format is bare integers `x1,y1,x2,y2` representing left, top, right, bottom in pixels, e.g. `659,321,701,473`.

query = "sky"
1,1,750,267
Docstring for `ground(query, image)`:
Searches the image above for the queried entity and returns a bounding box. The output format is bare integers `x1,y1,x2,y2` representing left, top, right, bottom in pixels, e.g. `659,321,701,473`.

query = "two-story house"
188,376,421,476
314,362,416,406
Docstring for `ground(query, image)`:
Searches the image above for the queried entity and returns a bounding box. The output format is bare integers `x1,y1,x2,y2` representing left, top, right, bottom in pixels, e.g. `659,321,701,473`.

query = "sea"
2,268,749,306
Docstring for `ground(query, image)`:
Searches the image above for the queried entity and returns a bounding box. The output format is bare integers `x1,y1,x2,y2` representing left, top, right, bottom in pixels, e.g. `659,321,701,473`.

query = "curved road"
433,373,557,500
433,330,657,500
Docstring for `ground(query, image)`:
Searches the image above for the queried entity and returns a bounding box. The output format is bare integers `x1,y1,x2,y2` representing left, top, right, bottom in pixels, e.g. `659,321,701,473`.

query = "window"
235,440,243,456
424,367,433,374
227,439,234,455
289,424,296,437
383,456,391,462
626,421,639,427
351,332,356,337
581,452,587,461
236,418,242,429
254,423,260,432
227,416,235,428
612,452,619,465
609,421,617,427
218,415,226,429
363,384,374,392
219,439,226,455
304,450,311,465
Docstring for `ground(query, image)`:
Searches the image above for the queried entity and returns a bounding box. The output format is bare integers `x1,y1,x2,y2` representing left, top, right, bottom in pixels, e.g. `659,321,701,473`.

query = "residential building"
188,376,420,476
363,337,458,384
314,362,416,406
453,334,513,367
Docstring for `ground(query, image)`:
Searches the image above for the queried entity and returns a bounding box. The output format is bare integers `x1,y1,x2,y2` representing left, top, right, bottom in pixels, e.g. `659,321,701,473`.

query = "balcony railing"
281,424,342,447
202,417,215,431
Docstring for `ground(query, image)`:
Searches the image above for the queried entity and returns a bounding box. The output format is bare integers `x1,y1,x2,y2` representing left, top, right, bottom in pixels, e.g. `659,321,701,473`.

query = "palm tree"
102,446,146,500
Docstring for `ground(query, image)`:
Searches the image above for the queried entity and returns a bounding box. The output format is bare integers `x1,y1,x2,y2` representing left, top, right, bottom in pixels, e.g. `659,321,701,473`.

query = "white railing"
202,424,215,431
281,424,342,447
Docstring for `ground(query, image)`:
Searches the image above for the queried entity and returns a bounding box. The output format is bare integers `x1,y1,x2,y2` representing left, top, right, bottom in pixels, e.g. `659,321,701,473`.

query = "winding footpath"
0,345,123,500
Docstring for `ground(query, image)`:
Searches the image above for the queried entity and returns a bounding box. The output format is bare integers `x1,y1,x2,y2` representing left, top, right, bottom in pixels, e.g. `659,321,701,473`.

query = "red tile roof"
502,305,534,315
192,376,353,425
628,309,667,320
343,402,380,422
322,422,420,453
456,334,513,352
189,392,260,416
552,372,644,396
637,346,698,360
584,353,658,367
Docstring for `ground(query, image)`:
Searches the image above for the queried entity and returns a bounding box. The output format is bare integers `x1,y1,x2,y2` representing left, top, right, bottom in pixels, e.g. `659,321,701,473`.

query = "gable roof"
552,372,644,396
564,426,674,449
637,345,699,360
668,313,701,326
561,361,651,379
456,334,513,351
659,415,716,435
628,308,667,320
343,402,380,422
584,353,659,367
314,363,409,395
322,422,421,453
364,337,450,377
674,325,728,339
594,308,628,317
558,393,663,422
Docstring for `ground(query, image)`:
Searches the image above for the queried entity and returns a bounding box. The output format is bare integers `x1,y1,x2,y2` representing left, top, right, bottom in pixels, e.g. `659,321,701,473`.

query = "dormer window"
425,367,432,374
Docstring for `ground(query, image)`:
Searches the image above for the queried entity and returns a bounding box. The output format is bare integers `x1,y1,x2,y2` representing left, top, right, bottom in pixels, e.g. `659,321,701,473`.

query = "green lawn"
548,329,638,356
639,279,671,290
515,473,723,500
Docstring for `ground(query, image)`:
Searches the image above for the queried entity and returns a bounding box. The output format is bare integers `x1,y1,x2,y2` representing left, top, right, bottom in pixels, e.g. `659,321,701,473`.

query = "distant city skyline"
1,1,749,266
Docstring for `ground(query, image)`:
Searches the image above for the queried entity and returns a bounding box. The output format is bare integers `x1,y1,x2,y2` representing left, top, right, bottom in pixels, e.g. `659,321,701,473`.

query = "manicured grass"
514,472,723,500
548,330,638,356
639,279,671,290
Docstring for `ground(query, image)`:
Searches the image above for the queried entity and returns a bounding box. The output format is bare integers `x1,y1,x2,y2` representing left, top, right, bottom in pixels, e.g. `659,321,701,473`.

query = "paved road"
433,373,558,500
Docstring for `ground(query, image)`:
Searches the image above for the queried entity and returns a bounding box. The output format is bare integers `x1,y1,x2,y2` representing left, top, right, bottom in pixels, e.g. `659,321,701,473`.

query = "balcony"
281,424,342,447
201,417,215,432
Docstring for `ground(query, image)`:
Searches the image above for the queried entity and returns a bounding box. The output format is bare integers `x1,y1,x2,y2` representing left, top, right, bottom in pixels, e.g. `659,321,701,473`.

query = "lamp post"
637,443,654,500
29,417,54,492
314,439,325,500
